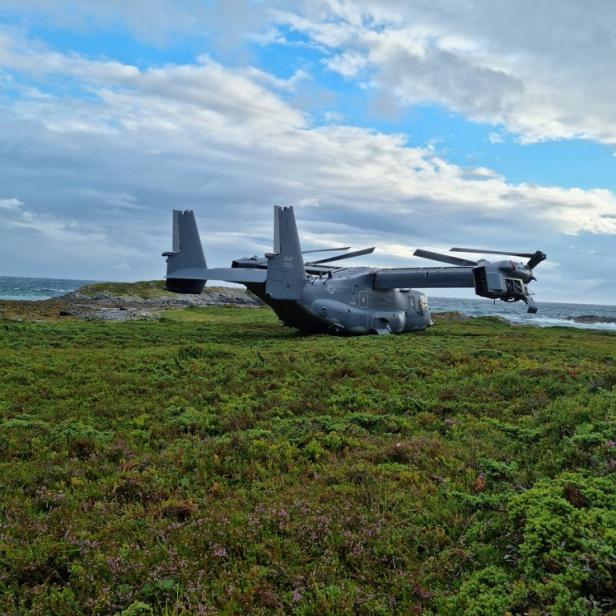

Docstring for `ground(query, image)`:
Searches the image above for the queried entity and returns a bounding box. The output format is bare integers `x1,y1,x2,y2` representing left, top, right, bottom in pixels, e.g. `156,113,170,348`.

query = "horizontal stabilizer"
168,267,267,284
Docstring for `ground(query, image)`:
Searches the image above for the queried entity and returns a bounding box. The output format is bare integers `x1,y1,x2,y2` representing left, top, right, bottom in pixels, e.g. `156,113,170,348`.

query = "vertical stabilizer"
265,206,305,300
273,205,281,254
163,209,207,293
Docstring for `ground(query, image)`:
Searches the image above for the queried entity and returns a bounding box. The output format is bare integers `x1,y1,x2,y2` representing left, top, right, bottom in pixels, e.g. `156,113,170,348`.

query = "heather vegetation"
75,280,173,299
73,281,259,302
1,307,615,614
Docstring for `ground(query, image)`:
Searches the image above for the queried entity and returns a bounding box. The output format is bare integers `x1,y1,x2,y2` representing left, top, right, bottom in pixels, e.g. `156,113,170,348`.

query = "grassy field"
1,307,615,615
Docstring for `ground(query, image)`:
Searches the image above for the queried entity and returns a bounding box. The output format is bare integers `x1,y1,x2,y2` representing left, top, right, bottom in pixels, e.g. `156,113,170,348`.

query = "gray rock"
58,283,262,321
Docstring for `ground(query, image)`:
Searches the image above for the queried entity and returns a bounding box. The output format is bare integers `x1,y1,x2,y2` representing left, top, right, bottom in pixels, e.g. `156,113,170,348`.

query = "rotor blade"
305,264,340,274
413,249,477,267
450,247,536,258
302,246,351,254
527,251,547,269
308,246,375,264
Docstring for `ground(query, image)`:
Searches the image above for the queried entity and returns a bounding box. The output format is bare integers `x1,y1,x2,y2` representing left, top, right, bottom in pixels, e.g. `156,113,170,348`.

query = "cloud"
74,190,146,211
274,1,616,145
7,208,106,244
0,197,24,211
4,1,616,145
0,0,210,45
0,0,283,52
0,198,146,277
0,28,615,300
325,51,368,78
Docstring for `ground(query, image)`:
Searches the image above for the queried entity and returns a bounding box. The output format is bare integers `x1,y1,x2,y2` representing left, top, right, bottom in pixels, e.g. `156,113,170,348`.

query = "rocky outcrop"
65,286,261,308
0,282,262,321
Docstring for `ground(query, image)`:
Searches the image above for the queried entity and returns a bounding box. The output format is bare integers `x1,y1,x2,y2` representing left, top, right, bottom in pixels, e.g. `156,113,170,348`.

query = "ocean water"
1,275,616,331
429,296,616,332
0,276,95,301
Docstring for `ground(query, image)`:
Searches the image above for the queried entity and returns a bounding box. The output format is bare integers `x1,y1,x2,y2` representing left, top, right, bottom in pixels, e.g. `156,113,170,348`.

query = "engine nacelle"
473,264,530,302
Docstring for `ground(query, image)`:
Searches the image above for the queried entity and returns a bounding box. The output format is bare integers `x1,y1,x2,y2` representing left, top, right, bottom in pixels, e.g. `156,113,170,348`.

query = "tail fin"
162,209,207,293
265,206,305,300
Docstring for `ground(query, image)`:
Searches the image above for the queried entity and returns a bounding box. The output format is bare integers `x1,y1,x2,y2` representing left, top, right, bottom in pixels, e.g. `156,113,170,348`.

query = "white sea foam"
502,314,616,332
429,297,616,333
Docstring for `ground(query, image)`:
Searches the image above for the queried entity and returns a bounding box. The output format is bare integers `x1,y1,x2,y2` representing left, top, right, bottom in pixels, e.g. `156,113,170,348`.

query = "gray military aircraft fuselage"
163,206,546,335
241,264,432,334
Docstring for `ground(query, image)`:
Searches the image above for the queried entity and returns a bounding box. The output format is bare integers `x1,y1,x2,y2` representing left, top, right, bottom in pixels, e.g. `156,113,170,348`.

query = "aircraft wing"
374,266,475,289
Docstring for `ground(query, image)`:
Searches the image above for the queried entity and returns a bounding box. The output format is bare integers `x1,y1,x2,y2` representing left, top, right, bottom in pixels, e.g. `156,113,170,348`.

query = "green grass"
1,307,615,615
76,280,177,299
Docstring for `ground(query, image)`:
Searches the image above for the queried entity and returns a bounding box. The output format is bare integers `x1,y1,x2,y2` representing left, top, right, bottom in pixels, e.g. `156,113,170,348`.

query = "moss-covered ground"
75,280,257,301
1,307,615,615
76,280,176,299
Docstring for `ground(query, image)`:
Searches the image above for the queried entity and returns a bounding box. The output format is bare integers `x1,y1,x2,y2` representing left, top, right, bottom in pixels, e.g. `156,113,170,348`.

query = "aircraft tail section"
163,209,268,292
265,206,305,300
163,209,207,293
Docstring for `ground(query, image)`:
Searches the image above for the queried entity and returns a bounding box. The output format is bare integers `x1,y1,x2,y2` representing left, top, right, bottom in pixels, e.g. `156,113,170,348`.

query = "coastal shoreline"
2,280,616,328
0,280,262,321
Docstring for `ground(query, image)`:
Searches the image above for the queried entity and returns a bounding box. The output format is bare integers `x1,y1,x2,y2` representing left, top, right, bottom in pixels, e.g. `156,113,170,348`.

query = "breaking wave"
429,297,616,332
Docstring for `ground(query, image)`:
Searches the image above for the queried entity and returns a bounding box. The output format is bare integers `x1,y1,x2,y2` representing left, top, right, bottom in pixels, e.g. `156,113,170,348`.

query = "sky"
1,0,616,303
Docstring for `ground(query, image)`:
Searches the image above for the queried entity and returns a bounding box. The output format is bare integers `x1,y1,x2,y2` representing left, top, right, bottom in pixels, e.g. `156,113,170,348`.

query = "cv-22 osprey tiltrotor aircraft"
162,206,546,335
